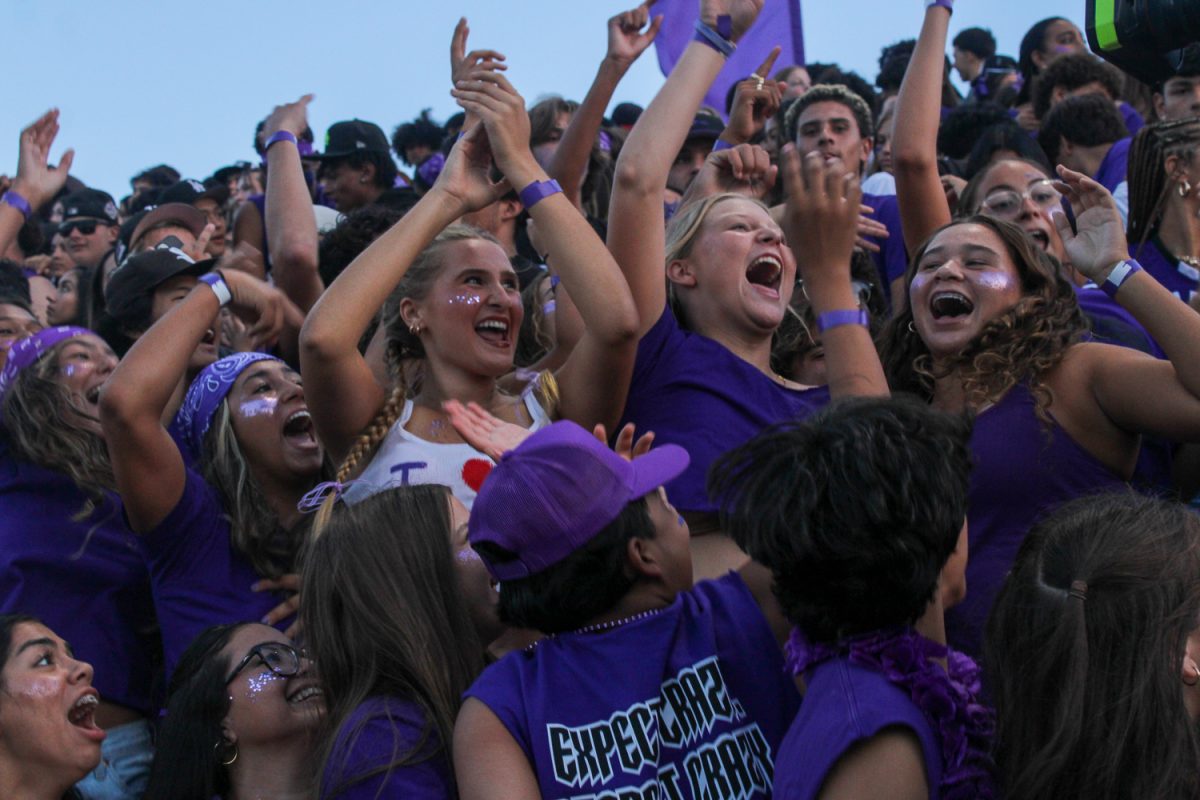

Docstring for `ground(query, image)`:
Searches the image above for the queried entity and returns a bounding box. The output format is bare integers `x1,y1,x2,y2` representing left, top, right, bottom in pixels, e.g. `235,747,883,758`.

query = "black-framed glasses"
224,641,305,686
59,219,101,237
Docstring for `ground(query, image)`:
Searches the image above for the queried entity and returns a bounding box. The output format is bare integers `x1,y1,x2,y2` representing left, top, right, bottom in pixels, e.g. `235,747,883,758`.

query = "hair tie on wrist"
1,190,32,222
519,179,563,210
815,308,869,334
264,130,298,152
926,0,954,12
692,17,736,58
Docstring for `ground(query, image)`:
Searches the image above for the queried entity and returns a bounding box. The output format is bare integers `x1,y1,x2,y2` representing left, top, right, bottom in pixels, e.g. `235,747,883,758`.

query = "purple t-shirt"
773,656,943,800
465,573,800,799
945,385,1128,656
863,192,909,294
1074,283,1162,357
1119,102,1145,137
1093,137,1131,195
0,444,158,714
139,469,287,679
1132,237,1199,304
321,696,454,799
619,307,830,514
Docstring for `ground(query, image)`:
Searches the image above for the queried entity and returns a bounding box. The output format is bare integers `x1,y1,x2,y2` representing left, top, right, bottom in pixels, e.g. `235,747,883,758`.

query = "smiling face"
0,622,104,788
794,100,872,176
227,361,322,487
670,197,795,339
404,238,524,380
55,335,118,434
317,159,376,212
973,159,1066,262
62,220,118,270
449,497,503,645
219,624,323,751
910,223,1025,359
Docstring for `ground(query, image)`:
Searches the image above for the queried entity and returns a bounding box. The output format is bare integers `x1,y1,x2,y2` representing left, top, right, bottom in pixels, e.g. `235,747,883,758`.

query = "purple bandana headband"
0,326,92,402
173,352,280,457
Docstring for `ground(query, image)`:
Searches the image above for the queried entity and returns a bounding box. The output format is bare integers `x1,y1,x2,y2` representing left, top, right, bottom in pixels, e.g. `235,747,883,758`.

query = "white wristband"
199,272,232,307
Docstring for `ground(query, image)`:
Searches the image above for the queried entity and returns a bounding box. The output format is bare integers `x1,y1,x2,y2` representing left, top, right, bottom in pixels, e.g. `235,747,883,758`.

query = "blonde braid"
312,381,408,536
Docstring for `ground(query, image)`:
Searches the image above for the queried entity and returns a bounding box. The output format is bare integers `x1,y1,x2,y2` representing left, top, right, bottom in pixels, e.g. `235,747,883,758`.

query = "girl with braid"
299,72,638,515
1126,118,1200,304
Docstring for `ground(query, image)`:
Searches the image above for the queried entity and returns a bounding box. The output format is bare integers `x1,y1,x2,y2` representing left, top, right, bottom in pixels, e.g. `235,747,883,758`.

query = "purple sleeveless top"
1132,237,1199,303
773,657,943,799
0,444,158,714
863,192,909,294
945,385,1128,656
464,573,800,799
620,307,831,514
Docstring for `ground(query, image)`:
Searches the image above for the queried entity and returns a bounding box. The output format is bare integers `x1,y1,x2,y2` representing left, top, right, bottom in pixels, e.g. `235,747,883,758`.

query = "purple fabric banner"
653,0,805,118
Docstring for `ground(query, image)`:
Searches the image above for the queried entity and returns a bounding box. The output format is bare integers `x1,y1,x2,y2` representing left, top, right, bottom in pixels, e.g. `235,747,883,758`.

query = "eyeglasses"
979,180,1061,221
58,219,103,237
224,642,305,686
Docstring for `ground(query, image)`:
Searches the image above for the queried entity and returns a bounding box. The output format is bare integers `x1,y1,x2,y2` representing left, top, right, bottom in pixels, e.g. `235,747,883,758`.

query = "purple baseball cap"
468,421,690,581
0,326,92,402
172,352,280,457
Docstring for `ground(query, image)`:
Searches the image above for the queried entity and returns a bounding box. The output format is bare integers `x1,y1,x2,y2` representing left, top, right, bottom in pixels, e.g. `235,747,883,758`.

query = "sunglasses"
224,641,306,685
58,219,105,237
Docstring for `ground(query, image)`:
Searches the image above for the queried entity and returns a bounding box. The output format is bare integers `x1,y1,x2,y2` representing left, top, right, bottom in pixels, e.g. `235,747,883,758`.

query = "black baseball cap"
105,237,213,325
159,178,229,207
686,112,726,142
60,189,119,225
127,203,208,253
308,120,390,160
612,102,644,128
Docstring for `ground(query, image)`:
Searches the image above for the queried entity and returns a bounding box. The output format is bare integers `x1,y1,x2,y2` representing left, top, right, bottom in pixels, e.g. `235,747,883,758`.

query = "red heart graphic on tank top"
462,459,494,492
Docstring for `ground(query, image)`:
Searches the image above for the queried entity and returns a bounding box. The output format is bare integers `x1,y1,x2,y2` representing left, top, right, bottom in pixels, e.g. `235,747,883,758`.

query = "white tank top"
342,384,552,510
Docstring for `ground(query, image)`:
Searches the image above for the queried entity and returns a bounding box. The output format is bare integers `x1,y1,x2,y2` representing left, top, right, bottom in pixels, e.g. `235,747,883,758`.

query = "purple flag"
653,0,805,118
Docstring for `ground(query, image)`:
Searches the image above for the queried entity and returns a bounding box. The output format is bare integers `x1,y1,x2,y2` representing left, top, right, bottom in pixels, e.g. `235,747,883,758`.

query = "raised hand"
700,0,765,42
450,70,535,179
780,144,862,292
444,399,532,460
432,121,511,213
1051,165,1129,282
12,109,75,209
450,18,507,89
607,0,664,69
682,143,777,204
259,94,314,148
722,47,782,144
222,268,303,350
592,421,656,462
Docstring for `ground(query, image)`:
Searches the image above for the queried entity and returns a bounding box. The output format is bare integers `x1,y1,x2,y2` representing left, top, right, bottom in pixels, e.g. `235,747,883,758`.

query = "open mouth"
68,693,100,730
1026,229,1050,250
475,318,511,347
930,291,975,320
85,385,102,405
282,410,318,449
285,684,323,705
746,255,783,295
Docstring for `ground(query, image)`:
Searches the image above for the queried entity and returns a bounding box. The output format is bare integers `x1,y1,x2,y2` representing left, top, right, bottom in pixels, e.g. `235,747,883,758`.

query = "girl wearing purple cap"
299,70,639,515
301,485,500,799
605,0,887,579
0,326,159,800
99,264,320,680
878,167,1200,658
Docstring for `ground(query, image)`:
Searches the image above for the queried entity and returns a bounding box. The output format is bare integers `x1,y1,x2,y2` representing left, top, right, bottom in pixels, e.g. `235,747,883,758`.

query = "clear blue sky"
2,0,1082,198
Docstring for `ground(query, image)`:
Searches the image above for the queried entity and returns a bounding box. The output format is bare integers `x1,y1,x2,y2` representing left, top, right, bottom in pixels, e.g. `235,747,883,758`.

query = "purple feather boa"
786,626,996,799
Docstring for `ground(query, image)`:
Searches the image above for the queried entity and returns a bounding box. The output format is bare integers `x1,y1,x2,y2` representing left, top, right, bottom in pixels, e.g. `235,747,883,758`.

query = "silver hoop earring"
907,320,916,333
214,740,238,766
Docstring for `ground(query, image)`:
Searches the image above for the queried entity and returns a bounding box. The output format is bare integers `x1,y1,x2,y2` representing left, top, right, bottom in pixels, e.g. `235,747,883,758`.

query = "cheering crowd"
3,0,1200,797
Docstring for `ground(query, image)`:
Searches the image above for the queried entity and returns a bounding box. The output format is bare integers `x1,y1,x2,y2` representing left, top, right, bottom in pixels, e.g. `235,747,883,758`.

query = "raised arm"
299,123,510,462
779,145,889,398
545,1,663,207
609,0,765,336
100,269,292,532
261,95,323,314
0,110,74,258
453,71,639,430
450,18,507,134
892,1,954,251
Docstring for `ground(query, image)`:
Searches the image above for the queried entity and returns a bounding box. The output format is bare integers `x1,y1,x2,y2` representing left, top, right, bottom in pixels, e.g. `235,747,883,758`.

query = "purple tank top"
945,385,1128,656
1131,237,1199,303
464,573,800,799
620,307,830,514
773,657,943,799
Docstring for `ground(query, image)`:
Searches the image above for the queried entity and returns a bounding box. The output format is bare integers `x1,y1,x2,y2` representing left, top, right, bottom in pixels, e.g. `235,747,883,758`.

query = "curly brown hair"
878,215,1086,416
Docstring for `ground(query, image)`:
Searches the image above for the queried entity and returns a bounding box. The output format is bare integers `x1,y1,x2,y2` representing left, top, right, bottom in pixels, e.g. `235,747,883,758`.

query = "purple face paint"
456,545,482,564
974,271,1015,292
429,418,446,439
236,397,278,419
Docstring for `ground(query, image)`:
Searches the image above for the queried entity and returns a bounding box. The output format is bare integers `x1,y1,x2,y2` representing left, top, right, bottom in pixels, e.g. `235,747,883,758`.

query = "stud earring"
1180,179,1193,198
409,322,422,336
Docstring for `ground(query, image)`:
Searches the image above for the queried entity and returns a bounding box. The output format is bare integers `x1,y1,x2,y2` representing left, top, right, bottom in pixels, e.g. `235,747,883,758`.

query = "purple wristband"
1100,259,1142,299
1,190,32,221
519,179,563,210
815,308,869,334
927,0,954,12
693,17,736,57
712,139,734,152
264,130,298,152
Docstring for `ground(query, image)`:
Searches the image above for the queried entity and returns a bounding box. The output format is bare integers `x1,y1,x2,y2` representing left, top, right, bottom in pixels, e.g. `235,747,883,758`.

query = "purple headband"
0,326,92,402
173,352,280,457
